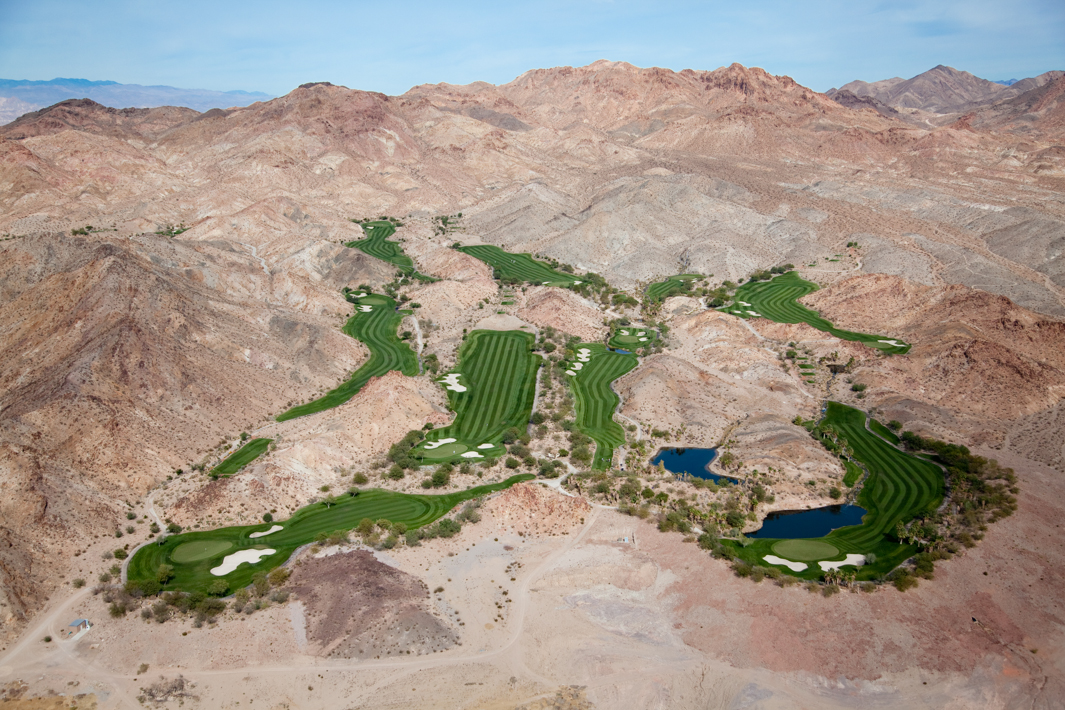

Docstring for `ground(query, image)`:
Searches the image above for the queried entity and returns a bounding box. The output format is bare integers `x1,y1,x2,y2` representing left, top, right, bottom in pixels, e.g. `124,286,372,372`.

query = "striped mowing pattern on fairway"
729,402,943,579
719,271,910,354
820,402,943,552
276,292,418,422
646,274,702,303
212,438,273,476
567,344,638,469
127,476,533,594
346,221,415,272
457,245,580,286
415,330,541,462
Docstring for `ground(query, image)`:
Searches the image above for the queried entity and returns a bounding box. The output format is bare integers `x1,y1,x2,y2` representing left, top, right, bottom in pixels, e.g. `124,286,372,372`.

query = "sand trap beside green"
171,540,233,564
211,548,276,576
763,555,808,572
771,539,839,561
249,525,283,538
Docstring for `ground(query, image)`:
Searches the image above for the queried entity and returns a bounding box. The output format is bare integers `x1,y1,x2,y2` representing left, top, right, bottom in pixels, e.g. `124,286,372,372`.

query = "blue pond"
610,348,633,355
749,505,867,539
651,447,735,483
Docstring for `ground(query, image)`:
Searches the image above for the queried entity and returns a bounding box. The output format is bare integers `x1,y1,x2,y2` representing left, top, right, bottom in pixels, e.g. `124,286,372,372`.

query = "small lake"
651,447,735,483
748,504,867,539
610,348,633,355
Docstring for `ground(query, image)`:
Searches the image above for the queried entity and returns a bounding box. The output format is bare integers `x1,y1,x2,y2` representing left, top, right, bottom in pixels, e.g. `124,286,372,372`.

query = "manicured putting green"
608,327,656,350
129,475,533,593
566,344,638,469
420,442,468,459
212,438,272,476
346,221,415,273
646,273,702,303
276,291,418,422
414,330,541,463
457,245,580,287
171,540,233,563
720,271,910,354
771,539,839,561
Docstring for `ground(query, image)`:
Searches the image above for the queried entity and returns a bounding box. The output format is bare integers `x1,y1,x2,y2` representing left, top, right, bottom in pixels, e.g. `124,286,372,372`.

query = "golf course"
608,326,656,350
413,330,541,462
457,245,582,286
728,402,944,578
127,476,533,593
565,344,638,469
212,438,273,477
276,291,418,422
719,271,911,354
346,220,415,273
646,273,702,302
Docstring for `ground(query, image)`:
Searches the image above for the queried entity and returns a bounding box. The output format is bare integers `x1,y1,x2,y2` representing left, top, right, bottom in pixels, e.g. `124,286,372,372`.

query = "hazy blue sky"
1,0,1062,95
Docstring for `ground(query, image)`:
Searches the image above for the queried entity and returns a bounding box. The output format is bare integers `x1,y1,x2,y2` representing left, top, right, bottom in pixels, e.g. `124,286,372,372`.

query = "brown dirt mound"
518,287,606,341
487,482,590,537
287,549,456,659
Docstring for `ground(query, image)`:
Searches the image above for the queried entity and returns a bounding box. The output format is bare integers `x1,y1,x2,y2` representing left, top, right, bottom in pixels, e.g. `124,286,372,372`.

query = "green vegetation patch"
719,271,910,354
171,540,234,563
608,327,656,350
646,273,702,303
771,539,839,561
869,418,901,445
212,438,273,477
727,402,943,579
565,344,639,469
842,460,863,487
457,245,580,287
413,330,541,463
277,291,418,422
346,221,415,273
129,476,532,593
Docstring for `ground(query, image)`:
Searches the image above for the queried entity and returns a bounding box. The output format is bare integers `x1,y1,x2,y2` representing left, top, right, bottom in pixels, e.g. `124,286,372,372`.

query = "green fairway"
212,438,273,476
457,245,581,287
646,273,702,303
128,476,533,593
565,344,639,469
729,402,943,579
276,292,418,422
869,418,901,445
346,221,415,273
413,330,541,463
719,271,910,354
608,327,656,350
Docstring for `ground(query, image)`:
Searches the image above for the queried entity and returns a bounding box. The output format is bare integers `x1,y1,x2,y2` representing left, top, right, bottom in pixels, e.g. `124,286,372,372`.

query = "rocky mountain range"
0,77,273,124
1,59,1064,706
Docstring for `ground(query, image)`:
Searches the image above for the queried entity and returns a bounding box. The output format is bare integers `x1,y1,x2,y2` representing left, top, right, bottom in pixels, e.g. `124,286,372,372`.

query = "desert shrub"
828,486,842,500
730,561,752,578
850,383,867,392
431,466,451,488
822,584,840,597
353,472,368,484
208,579,229,597
505,457,520,469
113,548,128,560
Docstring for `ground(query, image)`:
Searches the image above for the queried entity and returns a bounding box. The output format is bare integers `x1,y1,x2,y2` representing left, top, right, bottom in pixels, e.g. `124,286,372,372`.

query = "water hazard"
651,447,735,483
749,504,867,539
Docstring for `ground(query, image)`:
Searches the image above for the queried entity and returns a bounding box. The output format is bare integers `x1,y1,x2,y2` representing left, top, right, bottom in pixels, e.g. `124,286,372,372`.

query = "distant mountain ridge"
0,77,273,124
828,65,1063,115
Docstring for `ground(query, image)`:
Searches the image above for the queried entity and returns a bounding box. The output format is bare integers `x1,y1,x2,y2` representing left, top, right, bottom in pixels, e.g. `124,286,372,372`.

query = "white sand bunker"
764,555,808,572
818,554,867,571
747,311,762,317
353,292,367,297
739,301,751,306
439,374,467,392
573,280,582,285
249,525,283,538
424,437,457,450
358,305,373,312
566,370,577,376
639,337,648,342
637,331,645,335
577,348,591,362
477,443,494,450
878,339,905,347
620,330,630,335
461,451,483,458
571,362,583,371
211,548,276,576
